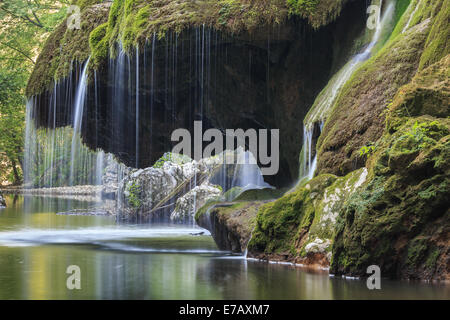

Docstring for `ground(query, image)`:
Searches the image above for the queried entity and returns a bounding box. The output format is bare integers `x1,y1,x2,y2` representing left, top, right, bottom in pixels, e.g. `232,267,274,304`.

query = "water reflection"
0,195,448,300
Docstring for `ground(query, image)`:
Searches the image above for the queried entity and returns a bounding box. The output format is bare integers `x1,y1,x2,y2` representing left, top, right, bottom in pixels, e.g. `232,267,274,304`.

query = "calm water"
0,195,448,300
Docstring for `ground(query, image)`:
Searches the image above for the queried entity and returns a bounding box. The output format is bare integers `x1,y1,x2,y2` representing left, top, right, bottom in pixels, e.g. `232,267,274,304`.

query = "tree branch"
0,41,35,64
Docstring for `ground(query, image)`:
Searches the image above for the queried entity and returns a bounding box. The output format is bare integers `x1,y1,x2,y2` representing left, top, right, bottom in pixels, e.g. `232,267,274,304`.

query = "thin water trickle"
299,0,395,181
402,0,421,34
70,58,91,186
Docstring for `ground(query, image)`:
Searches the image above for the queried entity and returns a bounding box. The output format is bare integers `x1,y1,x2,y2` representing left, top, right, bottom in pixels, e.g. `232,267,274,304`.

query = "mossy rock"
196,201,263,253
247,170,369,263
316,15,432,177
388,54,450,119
331,116,450,280
233,188,286,202
27,0,354,96
26,1,111,97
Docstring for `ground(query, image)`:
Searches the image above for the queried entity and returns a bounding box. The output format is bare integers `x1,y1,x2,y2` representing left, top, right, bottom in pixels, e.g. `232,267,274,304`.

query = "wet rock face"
101,154,131,199
197,202,263,253
118,154,223,221
31,0,368,188
331,116,450,281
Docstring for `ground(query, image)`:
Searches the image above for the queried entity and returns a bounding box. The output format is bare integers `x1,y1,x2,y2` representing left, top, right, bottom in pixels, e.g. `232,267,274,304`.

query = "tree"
0,0,67,184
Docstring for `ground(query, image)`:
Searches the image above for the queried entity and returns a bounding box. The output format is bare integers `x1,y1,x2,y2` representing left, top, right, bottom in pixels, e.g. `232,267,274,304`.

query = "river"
0,195,448,300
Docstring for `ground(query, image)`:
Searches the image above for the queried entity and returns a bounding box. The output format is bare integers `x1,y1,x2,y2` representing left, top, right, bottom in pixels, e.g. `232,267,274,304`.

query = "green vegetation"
316,4,432,176
152,152,192,168
331,113,449,278
0,0,67,185
126,181,142,208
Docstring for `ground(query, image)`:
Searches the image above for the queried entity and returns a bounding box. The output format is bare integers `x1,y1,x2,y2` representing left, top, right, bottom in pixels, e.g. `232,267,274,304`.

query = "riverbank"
0,185,102,196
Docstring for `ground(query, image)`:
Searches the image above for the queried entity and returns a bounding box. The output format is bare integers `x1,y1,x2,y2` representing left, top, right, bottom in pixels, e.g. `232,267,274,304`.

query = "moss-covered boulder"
26,1,111,97
247,168,369,266
388,54,449,119
331,116,450,280
316,17,432,176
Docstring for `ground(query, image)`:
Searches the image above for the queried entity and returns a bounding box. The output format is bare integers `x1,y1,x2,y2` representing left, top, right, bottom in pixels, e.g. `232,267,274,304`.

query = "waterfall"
299,0,395,181
135,46,140,167
299,121,324,181
231,148,272,191
402,0,421,34
69,58,91,186
23,59,112,189
95,151,105,187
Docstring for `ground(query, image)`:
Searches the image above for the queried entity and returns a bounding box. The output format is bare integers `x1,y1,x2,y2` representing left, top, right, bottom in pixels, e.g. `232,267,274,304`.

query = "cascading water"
23,60,122,189
402,0,421,34
231,148,272,191
70,58,91,186
299,0,395,181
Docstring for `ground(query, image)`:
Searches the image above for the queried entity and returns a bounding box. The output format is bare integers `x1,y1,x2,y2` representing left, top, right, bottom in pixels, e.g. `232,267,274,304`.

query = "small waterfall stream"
402,0,421,34
299,0,395,181
70,58,91,186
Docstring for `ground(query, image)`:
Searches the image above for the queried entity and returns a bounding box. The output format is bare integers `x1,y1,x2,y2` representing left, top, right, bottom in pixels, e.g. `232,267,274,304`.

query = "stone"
170,182,222,223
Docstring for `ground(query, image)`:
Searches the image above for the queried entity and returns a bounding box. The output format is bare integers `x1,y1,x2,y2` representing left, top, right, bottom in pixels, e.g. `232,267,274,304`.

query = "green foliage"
359,144,376,157
0,0,67,184
152,152,192,168
126,181,141,208
287,0,318,15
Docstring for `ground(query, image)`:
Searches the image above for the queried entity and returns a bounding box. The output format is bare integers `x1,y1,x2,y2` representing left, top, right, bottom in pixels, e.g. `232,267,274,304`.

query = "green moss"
287,0,319,15
89,23,109,67
152,152,192,168
419,0,449,70
223,187,243,201
315,10,431,176
126,181,142,208
387,55,450,119
330,115,450,279
234,188,286,202
26,1,111,97
248,174,336,255
389,0,413,40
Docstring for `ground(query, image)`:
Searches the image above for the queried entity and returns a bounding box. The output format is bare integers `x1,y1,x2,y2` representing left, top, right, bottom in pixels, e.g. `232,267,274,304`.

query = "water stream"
299,0,395,181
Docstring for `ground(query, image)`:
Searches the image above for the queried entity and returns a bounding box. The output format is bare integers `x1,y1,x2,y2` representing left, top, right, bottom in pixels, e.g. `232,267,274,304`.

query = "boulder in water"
170,182,222,223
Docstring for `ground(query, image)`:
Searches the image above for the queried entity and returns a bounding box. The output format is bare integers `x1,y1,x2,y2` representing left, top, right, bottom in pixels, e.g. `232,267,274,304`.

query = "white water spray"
70,58,91,185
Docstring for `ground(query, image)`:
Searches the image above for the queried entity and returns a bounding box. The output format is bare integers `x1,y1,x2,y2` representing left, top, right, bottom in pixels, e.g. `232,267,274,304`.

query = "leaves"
0,0,67,184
